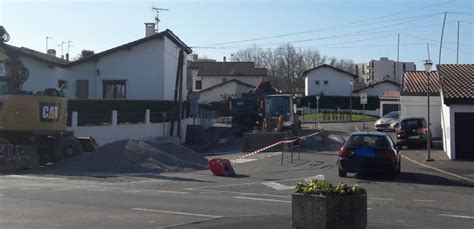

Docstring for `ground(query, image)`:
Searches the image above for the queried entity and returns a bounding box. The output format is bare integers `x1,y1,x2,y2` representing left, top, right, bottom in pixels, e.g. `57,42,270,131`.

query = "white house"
198,79,256,103
400,71,442,138
188,61,266,92
439,64,474,160
304,64,358,96
4,24,192,101
353,80,398,97
379,90,400,117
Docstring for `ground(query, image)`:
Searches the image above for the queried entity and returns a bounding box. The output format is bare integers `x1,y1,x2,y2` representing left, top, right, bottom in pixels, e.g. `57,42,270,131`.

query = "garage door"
454,112,474,159
382,104,399,116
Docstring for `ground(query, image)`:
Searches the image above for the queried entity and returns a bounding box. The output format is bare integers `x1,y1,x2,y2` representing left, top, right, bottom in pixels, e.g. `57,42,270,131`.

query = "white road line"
367,208,373,210
369,197,393,201
53,188,74,191
86,189,107,192
195,189,290,199
412,199,435,203
355,126,360,132
232,158,257,164
131,208,221,218
234,196,291,203
5,175,63,180
199,192,221,195
155,190,189,194
402,155,474,184
261,182,294,191
122,190,141,193
19,187,41,190
187,176,314,190
439,214,474,219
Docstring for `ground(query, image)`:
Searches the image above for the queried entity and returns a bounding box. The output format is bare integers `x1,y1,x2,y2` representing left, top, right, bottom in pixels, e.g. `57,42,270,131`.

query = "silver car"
375,111,400,131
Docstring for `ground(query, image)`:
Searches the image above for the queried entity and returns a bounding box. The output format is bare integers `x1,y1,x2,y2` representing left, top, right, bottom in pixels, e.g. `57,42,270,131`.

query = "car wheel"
338,167,347,177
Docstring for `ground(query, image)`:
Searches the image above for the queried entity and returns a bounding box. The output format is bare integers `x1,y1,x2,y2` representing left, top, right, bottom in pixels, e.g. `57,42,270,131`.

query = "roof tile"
402,71,440,96
438,64,474,104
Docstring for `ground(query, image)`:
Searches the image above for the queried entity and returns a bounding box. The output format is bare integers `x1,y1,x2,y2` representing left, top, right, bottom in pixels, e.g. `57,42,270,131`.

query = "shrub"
295,180,366,196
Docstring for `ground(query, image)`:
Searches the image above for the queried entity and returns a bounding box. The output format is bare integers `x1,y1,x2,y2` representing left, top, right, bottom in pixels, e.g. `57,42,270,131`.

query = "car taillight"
396,128,404,134
422,127,428,133
383,149,394,159
339,146,349,157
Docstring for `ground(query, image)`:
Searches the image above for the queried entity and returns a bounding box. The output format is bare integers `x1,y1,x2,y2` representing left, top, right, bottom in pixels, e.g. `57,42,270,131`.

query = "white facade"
400,95,442,138
368,57,416,84
304,66,356,96
191,72,262,92
354,82,398,97
199,80,255,104
441,103,474,160
18,34,188,101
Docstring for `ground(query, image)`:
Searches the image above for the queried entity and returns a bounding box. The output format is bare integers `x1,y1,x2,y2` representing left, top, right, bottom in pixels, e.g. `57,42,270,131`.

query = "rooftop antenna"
58,41,66,58
151,6,169,32
67,40,73,54
46,36,53,52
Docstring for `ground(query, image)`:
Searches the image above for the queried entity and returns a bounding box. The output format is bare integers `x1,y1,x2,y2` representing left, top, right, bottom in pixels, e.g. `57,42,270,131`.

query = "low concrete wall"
67,110,213,146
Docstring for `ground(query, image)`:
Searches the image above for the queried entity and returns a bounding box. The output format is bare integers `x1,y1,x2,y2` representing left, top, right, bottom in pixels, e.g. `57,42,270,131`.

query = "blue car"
338,132,401,179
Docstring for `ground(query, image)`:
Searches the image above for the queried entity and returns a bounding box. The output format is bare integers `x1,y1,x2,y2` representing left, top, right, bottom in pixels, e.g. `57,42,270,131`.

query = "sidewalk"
401,146,474,186
168,215,412,229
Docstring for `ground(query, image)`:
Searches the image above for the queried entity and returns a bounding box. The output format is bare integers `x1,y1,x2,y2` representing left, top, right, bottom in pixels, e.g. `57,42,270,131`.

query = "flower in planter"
294,179,366,196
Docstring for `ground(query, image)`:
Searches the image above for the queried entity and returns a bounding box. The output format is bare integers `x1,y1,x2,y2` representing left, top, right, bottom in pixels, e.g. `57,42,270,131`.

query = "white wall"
199,81,255,103
400,95,442,138
369,58,415,84
163,37,188,101
68,62,98,99
305,67,355,96
20,56,71,94
354,83,398,97
441,103,474,159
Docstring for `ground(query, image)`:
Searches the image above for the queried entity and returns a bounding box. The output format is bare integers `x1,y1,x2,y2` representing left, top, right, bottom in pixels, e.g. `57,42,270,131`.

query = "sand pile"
48,140,208,174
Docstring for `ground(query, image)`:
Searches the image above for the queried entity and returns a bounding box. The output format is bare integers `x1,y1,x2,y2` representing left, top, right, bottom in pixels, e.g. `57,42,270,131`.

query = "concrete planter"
291,193,367,229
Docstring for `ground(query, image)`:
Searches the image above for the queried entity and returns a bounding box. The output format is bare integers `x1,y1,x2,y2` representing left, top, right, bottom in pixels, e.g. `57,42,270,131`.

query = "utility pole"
396,33,400,85
438,12,447,67
456,20,460,64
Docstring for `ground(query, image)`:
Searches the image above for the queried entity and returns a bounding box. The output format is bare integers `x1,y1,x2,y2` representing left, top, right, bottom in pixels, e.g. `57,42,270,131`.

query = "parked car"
396,117,431,148
374,111,400,131
338,131,401,178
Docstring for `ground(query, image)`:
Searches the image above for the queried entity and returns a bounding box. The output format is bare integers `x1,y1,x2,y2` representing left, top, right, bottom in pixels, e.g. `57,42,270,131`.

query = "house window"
222,78,227,83
58,80,68,89
195,80,202,90
324,80,328,85
76,80,89,99
315,80,320,85
103,80,126,99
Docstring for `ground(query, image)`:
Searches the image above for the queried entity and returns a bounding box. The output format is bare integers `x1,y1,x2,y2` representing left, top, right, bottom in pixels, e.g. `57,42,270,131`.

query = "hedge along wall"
68,100,211,126
299,95,380,110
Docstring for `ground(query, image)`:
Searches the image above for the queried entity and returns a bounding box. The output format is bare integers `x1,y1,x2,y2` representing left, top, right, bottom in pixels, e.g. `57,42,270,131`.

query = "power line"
401,34,473,46
194,1,452,47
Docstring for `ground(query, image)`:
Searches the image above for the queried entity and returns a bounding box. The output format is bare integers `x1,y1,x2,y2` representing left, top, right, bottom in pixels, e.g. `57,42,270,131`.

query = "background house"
304,64,358,96
6,24,192,101
197,79,255,104
400,71,442,138
354,57,416,85
188,60,267,102
439,64,474,160
353,80,399,97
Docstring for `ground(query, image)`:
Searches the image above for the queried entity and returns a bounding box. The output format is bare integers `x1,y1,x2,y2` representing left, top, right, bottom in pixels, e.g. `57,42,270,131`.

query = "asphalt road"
1,123,473,229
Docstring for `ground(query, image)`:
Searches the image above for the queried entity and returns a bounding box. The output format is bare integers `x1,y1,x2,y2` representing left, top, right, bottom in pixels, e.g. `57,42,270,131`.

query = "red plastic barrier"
208,158,222,176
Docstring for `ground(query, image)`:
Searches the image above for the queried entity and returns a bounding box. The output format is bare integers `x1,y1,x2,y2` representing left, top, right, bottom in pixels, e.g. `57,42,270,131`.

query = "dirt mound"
47,140,208,174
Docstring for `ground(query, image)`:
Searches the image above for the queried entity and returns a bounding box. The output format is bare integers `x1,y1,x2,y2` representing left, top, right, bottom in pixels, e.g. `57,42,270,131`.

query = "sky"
0,0,472,67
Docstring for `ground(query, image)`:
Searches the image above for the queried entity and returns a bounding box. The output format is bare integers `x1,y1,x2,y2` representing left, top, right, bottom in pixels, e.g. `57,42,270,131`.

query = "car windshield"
383,112,399,119
265,96,290,119
401,119,423,129
346,135,388,148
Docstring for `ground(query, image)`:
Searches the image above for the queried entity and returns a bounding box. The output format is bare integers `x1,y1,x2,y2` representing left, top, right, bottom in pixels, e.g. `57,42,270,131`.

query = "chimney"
66,53,69,61
47,49,56,57
223,56,226,62
145,23,156,37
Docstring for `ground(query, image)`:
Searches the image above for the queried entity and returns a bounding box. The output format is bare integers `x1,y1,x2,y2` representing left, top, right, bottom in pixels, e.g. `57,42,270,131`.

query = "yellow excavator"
0,26,95,164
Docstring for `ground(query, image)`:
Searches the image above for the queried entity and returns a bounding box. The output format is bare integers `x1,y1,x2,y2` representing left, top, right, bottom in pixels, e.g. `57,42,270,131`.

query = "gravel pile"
47,140,208,174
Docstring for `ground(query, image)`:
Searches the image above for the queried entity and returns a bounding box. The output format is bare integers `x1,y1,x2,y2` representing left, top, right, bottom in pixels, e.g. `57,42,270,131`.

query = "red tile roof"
353,80,398,93
401,71,440,96
379,90,400,100
438,64,474,105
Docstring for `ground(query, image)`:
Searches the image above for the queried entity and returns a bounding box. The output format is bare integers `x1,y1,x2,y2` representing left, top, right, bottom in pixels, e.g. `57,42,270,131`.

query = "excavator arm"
0,26,29,93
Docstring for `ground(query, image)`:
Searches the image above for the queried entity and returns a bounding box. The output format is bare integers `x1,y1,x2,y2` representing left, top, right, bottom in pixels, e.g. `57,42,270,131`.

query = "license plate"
355,148,374,157
409,136,420,139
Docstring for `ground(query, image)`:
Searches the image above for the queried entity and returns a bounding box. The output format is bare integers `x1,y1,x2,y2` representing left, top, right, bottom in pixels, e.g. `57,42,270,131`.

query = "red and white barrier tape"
232,131,320,162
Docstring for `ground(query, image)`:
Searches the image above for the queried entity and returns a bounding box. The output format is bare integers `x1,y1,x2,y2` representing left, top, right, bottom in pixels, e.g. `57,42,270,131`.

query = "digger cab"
263,94,295,128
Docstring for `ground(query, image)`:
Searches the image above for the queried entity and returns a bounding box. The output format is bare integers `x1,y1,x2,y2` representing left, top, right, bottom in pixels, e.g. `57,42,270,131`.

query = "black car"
396,117,431,148
338,132,401,178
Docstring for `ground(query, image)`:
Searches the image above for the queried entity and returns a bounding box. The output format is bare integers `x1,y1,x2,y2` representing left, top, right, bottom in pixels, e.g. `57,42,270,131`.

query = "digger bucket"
242,132,287,152
77,137,98,152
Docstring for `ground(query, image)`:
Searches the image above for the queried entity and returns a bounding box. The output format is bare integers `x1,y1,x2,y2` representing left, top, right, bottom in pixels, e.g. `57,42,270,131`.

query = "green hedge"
300,95,380,110
68,100,210,126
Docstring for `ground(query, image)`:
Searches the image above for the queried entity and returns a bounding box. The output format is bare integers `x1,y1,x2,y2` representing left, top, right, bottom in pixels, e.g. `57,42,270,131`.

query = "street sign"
360,93,367,104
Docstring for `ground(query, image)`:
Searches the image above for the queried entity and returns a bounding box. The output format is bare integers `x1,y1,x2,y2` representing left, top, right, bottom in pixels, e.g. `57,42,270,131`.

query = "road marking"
53,188,74,191
367,208,373,210
86,188,107,192
131,208,221,218
370,221,414,227
122,190,141,193
355,126,360,132
196,189,290,199
5,175,63,180
19,187,41,190
369,197,393,201
232,158,257,164
328,135,343,143
412,199,435,203
261,182,294,191
155,190,189,194
439,214,474,219
234,196,291,203
187,176,313,190
402,155,474,184
199,192,221,195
